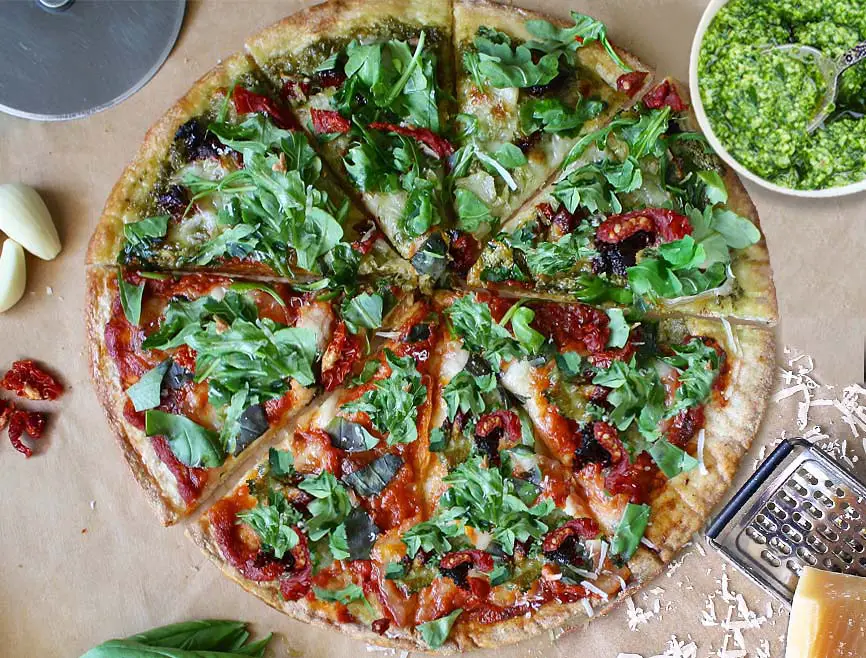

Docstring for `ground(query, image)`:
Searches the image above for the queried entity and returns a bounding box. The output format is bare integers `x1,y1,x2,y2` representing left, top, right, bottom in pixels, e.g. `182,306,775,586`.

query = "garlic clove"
0,183,61,260
0,238,27,313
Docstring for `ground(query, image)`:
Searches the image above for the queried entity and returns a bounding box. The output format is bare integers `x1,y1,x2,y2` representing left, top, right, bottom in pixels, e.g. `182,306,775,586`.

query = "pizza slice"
86,268,409,524
467,78,777,325
246,0,456,280
87,53,415,288
190,295,446,649
447,0,652,270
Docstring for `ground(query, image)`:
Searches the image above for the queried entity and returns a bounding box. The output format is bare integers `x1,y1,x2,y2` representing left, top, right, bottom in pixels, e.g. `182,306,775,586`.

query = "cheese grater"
707,438,866,606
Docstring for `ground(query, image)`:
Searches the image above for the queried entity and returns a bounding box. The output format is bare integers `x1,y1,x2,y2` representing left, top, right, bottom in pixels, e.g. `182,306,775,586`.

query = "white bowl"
688,0,866,198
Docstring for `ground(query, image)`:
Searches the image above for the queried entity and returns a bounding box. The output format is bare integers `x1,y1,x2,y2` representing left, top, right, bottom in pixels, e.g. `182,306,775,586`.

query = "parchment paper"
1,2,865,656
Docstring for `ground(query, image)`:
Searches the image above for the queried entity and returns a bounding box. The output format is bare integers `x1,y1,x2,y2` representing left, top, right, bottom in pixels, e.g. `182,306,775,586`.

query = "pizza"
86,0,777,652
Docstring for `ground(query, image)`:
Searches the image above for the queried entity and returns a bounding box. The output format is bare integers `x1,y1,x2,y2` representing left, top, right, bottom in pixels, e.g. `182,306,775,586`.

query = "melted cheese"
313,391,341,430
440,344,470,383
785,567,866,658
294,301,334,353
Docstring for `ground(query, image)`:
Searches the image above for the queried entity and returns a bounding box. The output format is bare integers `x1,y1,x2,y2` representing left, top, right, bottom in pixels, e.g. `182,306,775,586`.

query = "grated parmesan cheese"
696,429,708,475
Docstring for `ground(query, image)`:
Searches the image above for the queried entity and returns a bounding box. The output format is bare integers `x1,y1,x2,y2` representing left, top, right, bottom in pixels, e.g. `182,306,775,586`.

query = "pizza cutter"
707,437,866,605
0,0,186,121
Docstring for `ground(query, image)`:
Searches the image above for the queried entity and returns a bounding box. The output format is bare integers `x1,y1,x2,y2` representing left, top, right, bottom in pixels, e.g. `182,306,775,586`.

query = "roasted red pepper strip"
616,71,649,98
642,80,688,112
595,208,692,244
1,359,64,401
310,108,351,134
368,122,455,159
233,86,299,130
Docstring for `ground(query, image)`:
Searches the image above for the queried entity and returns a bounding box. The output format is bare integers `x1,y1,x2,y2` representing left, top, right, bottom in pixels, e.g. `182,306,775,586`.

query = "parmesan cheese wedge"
785,566,866,658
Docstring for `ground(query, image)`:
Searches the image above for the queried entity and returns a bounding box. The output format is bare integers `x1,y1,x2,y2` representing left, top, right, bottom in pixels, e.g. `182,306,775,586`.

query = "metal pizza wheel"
0,0,186,121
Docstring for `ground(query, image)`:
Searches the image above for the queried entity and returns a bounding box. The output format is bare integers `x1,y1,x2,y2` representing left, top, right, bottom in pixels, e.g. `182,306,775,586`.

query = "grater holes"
787,481,808,497
791,511,813,531
781,524,804,544
755,513,778,533
745,526,767,544
818,524,840,542
859,527,866,542
769,536,792,556
833,516,851,532
859,557,866,568
761,550,781,568
797,468,818,485
814,490,835,509
835,549,855,565
807,535,828,553
822,557,837,570
845,537,864,553
786,559,803,575
777,491,797,508
797,547,818,566
840,502,861,520
803,501,824,519
834,487,847,499
765,501,789,521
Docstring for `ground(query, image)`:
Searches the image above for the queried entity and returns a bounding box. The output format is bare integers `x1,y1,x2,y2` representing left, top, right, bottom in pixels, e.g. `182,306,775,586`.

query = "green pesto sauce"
698,0,866,190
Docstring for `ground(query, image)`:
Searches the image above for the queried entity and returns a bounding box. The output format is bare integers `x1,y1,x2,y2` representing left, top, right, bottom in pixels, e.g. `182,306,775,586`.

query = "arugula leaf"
605,308,630,348
554,165,622,215
417,608,463,649
447,295,524,370
619,106,671,159
144,410,224,468
454,188,493,233
124,215,169,247
592,359,665,443
525,11,631,71
443,370,498,420
519,97,605,135
492,143,528,169
118,273,145,326
697,170,728,205
556,351,583,378
268,447,295,478
236,489,302,559
464,27,562,89
343,453,403,497
341,350,427,445
126,360,171,412
524,230,596,276
610,502,650,560
661,338,721,414
509,307,545,354
341,292,383,334
648,438,699,478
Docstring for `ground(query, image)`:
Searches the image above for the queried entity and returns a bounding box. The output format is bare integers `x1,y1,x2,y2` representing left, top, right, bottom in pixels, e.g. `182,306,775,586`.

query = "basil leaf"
80,639,253,657
144,410,224,468
326,417,379,452
126,360,171,412
492,143,528,169
236,490,302,559
343,507,381,560
313,583,374,614
118,273,145,326
341,292,383,334
350,360,380,386
454,188,493,233
233,404,269,454
509,307,545,354
344,453,404,497
648,438,699,478
123,215,169,246
268,447,295,478
417,608,463,649
556,351,582,378
611,502,650,560
605,308,630,349
127,620,247,650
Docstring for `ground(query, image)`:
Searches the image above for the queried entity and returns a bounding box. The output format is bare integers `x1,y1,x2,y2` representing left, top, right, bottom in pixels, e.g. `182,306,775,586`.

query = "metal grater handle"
707,438,799,539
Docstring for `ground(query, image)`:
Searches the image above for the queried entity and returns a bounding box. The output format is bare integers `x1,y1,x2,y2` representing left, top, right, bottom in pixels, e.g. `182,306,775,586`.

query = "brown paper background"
1,1,864,656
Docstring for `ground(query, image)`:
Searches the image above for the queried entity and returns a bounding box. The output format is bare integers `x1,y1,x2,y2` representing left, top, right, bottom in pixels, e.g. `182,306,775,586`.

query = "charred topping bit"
1,359,64,401
593,232,652,277
542,518,599,565
574,422,612,469
616,71,649,97
174,118,225,161
156,184,189,219
514,130,542,154
312,68,347,90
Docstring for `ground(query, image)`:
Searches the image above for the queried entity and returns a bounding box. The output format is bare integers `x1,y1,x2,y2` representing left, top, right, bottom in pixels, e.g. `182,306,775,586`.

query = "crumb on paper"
45,286,53,295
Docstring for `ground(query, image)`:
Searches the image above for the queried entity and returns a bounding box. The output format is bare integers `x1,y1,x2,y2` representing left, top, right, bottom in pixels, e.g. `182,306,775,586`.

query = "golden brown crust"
87,53,258,267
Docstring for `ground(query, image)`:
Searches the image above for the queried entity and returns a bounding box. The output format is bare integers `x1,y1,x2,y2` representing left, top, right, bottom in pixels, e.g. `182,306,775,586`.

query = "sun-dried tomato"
475,409,522,454
604,452,658,504
1,359,64,401
7,409,46,458
542,517,600,553
642,80,688,112
440,549,495,573
587,342,638,369
321,321,362,392
592,421,625,463
596,208,692,244
281,78,311,101
616,71,649,97
447,230,480,275
0,399,14,431
280,531,313,601
233,86,298,130
172,345,197,372
368,122,455,159
310,108,351,134
666,406,705,448
351,223,384,255
371,618,391,635
531,302,609,354
313,68,347,89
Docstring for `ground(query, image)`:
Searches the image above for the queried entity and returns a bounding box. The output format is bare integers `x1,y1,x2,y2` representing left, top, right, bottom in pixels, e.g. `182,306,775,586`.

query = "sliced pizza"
190,295,447,649
87,53,414,288
246,0,456,280
86,268,409,523
467,78,777,325
447,0,652,271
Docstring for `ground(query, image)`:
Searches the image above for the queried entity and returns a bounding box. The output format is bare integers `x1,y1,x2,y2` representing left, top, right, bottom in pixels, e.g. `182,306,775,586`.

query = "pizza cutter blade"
0,0,186,121
707,437,866,605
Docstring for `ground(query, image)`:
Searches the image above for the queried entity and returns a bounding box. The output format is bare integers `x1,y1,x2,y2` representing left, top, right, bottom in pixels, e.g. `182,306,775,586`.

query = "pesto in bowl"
697,0,866,191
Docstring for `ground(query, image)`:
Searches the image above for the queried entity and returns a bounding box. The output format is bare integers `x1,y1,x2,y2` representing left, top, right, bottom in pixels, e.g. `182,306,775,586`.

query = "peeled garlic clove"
0,183,61,260
0,239,26,312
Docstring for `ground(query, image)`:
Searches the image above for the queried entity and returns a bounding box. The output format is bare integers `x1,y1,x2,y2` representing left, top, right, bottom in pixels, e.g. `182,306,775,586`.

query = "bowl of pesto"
690,0,866,197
